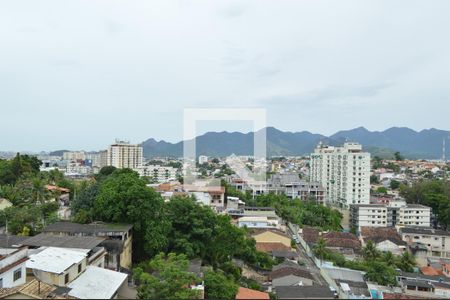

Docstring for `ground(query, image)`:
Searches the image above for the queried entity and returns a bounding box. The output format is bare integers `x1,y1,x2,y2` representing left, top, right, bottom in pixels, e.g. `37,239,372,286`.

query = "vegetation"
133,253,201,300
313,240,415,286
400,180,450,229
223,183,342,231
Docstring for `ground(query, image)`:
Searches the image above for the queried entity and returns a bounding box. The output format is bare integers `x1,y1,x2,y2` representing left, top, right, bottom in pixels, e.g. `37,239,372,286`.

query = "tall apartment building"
350,200,431,230
107,141,143,169
310,142,370,208
86,150,108,169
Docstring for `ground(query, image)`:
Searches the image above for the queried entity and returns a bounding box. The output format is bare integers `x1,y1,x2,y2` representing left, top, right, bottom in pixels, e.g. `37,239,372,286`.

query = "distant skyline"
1,1,449,151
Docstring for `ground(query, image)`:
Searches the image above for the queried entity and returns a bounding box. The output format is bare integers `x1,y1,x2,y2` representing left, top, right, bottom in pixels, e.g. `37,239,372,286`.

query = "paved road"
287,223,329,286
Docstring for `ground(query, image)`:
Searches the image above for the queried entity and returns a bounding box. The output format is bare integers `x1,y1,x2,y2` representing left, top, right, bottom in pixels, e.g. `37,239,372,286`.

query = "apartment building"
86,150,108,169
63,151,86,161
268,173,325,203
350,200,431,230
107,140,143,169
198,155,208,164
310,142,370,208
400,227,450,259
135,165,177,183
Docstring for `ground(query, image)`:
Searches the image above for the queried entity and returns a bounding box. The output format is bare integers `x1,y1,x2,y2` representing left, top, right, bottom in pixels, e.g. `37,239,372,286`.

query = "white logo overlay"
183,108,267,190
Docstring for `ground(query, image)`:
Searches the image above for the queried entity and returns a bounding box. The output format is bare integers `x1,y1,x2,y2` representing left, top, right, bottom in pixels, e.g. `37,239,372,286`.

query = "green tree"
362,240,380,261
313,237,328,263
364,261,397,286
370,175,379,184
390,180,400,190
204,270,238,300
93,169,170,260
376,187,388,194
134,253,201,300
394,151,404,161
396,251,415,272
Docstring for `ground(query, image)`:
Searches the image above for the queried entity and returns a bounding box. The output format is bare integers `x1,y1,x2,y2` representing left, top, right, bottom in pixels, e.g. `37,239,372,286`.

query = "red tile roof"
235,287,269,300
255,242,291,253
420,266,441,276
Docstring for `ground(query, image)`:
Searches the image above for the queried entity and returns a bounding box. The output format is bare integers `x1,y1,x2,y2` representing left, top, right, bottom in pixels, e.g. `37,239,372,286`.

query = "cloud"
258,82,394,107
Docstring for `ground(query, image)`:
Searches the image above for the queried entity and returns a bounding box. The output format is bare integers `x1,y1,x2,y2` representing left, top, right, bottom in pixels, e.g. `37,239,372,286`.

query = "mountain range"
141,126,449,159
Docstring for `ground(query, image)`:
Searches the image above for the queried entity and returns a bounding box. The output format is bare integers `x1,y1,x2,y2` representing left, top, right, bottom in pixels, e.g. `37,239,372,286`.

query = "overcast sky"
1,1,449,151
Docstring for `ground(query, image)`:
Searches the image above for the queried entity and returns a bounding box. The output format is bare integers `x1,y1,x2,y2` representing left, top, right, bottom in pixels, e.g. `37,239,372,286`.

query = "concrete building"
198,155,208,164
135,165,177,183
267,174,325,203
310,142,370,208
63,151,86,161
86,150,108,169
0,247,28,288
350,200,431,230
26,247,87,287
400,227,450,260
43,222,133,271
107,140,143,169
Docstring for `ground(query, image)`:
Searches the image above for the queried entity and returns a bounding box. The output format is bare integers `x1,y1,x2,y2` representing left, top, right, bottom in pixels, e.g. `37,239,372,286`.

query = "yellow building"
252,230,292,248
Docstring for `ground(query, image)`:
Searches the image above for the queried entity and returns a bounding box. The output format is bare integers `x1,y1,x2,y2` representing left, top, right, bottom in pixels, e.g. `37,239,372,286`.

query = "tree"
397,251,415,272
382,251,396,266
394,152,404,161
204,270,238,300
390,180,400,190
134,253,201,300
364,261,397,286
376,187,388,194
93,169,170,260
370,175,379,184
362,240,380,261
313,237,328,263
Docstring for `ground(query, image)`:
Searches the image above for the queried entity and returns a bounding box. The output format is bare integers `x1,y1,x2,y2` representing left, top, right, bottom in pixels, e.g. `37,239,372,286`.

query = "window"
78,264,82,273
65,273,69,284
13,269,22,281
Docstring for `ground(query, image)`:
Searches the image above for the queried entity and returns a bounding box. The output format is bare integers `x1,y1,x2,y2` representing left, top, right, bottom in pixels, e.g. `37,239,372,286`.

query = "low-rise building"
134,165,177,183
360,227,407,255
42,222,133,271
267,174,325,203
400,227,450,262
350,200,431,231
0,247,28,288
26,247,87,287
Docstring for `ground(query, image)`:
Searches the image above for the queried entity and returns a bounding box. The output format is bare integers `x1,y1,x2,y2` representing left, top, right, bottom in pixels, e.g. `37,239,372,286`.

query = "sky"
1,0,449,151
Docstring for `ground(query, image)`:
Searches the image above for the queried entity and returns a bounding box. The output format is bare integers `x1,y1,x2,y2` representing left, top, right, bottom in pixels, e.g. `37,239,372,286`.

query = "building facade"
350,200,431,230
135,165,177,183
107,141,143,169
310,142,370,208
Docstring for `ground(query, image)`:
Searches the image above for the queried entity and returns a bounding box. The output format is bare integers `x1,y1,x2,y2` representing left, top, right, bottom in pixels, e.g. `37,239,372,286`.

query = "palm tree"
397,251,415,272
382,251,396,266
363,240,380,261
314,237,328,264
31,177,50,205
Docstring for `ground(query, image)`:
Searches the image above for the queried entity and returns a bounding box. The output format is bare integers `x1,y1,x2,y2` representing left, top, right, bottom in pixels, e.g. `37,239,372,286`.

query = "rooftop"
27,247,87,274
235,287,269,300
0,234,27,248
400,227,450,237
255,242,291,253
275,286,334,299
43,221,133,235
270,267,314,281
68,266,128,299
21,233,105,250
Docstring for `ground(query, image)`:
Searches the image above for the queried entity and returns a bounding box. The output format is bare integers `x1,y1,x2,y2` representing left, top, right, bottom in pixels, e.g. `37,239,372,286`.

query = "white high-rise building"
310,142,370,208
107,140,143,169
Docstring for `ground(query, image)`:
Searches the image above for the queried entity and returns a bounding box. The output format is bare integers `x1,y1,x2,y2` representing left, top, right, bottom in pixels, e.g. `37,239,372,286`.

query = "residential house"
397,271,450,299
322,267,370,299
67,266,129,299
0,247,28,288
20,233,107,268
360,227,406,255
400,227,450,266
235,287,269,300
275,286,334,299
270,267,314,288
251,230,292,248
26,247,87,287
42,222,133,271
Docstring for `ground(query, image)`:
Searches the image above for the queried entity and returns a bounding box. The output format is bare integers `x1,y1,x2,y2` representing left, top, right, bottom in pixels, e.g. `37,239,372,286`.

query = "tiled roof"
302,228,361,250
256,242,291,253
235,287,269,300
301,227,319,243
275,286,334,299
270,267,314,281
420,266,441,276
361,227,405,245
